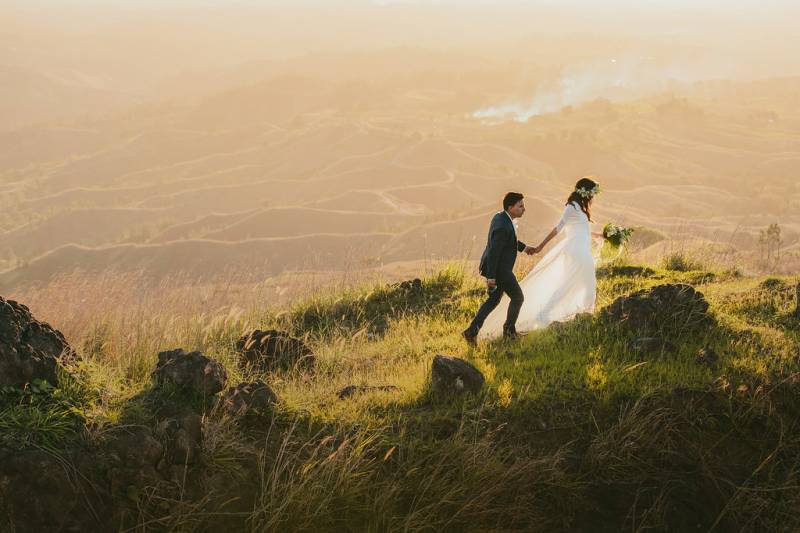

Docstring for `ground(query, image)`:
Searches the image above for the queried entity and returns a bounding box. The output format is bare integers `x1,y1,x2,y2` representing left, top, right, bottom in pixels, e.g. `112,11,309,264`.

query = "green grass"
661,250,707,272
2,261,800,531
282,265,469,338
0,373,88,451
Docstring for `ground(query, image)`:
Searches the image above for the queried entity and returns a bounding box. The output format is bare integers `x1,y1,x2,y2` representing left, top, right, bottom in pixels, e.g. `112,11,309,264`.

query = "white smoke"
472,55,733,123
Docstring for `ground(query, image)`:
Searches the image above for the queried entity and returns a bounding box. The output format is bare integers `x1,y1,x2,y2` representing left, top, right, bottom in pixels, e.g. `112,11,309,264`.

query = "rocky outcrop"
392,278,424,293
431,355,484,395
0,296,74,387
0,308,278,532
148,350,230,466
105,425,164,470
155,413,204,466
152,348,227,396
218,380,278,417
236,330,315,372
0,449,83,533
600,283,711,334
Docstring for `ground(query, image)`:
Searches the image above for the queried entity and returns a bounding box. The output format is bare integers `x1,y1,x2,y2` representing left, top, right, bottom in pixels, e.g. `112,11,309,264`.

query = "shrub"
662,251,705,272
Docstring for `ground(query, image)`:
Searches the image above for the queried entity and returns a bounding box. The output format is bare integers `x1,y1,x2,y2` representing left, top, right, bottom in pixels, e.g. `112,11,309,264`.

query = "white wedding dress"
478,201,598,339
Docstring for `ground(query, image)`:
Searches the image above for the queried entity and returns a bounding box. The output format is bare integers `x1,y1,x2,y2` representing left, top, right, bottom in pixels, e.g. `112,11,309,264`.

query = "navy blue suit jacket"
478,212,527,279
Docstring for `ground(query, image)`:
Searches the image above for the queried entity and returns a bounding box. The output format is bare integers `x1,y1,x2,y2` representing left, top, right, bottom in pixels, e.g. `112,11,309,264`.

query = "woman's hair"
565,176,599,221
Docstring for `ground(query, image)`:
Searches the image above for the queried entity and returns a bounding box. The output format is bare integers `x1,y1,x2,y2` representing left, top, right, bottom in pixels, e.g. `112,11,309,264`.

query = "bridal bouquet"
602,223,634,248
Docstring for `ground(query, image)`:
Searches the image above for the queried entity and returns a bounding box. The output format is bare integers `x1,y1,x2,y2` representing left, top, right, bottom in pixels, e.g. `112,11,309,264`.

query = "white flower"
576,184,601,199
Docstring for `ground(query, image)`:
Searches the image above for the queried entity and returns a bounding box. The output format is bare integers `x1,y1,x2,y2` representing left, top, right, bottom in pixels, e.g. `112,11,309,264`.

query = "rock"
394,278,423,293
152,348,227,396
218,380,278,417
431,355,484,395
107,465,164,517
236,330,315,372
0,296,74,387
600,283,711,334
169,428,200,465
103,425,168,512
337,384,399,399
629,337,677,356
105,425,164,469
760,277,788,291
0,449,83,532
596,265,656,279
696,347,718,367
155,413,203,465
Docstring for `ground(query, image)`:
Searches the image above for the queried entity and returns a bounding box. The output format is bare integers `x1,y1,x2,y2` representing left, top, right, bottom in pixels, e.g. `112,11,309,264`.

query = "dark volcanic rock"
155,413,203,465
104,425,168,513
236,330,315,372
337,384,399,399
105,425,164,469
431,355,484,395
600,283,711,334
0,449,84,533
0,296,74,387
152,348,227,396
393,278,423,293
219,380,278,417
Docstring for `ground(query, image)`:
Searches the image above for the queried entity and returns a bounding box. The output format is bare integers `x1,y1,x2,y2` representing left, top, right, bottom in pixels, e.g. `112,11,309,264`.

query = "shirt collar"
504,211,518,233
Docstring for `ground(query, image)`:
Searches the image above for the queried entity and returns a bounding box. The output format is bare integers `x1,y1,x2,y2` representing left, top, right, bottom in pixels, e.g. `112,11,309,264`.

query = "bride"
478,177,603,339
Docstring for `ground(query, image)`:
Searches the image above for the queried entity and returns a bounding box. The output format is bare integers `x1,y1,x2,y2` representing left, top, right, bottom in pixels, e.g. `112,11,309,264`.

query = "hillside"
5,4,800,530
2,73,799,286
2,261,799,531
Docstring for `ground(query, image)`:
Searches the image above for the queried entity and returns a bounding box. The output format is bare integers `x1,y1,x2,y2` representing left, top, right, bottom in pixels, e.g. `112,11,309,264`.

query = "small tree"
758,223,783,268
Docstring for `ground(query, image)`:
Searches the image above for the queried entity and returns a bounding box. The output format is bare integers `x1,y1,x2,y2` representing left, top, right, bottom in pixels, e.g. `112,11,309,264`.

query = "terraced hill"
1,69,799,288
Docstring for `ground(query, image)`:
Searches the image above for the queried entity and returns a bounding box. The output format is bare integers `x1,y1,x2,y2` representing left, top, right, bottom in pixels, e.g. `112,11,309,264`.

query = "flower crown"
575,184,601,199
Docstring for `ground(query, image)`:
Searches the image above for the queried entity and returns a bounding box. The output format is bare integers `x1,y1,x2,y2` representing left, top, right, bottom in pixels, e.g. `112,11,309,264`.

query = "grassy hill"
2,259,799,531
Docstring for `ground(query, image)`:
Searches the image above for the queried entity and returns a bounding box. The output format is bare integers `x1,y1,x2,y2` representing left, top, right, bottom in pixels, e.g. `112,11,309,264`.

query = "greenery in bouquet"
603,222,634,248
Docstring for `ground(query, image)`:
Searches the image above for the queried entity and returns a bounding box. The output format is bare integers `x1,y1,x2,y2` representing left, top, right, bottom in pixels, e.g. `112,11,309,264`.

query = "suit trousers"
467,270,524,335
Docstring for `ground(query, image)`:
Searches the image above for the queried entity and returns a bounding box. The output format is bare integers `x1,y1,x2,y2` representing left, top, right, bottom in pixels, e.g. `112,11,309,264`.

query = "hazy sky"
5,0,798,85
8,0,800,7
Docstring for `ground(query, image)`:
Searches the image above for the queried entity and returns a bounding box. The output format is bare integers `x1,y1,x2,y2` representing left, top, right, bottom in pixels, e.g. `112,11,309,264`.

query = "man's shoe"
502,329,526,341
462,329,478,347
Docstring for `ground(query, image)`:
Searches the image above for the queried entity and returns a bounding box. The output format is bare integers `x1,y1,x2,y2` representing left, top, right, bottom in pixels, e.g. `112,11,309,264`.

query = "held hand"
524,245,536,255
487,278,497,288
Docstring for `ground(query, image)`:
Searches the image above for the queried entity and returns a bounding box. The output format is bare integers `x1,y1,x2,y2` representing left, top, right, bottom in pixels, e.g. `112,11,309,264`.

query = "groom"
463,192,536,345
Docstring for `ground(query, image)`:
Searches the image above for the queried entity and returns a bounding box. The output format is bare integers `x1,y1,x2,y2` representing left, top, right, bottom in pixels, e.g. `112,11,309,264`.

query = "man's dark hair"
503,192,524,211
